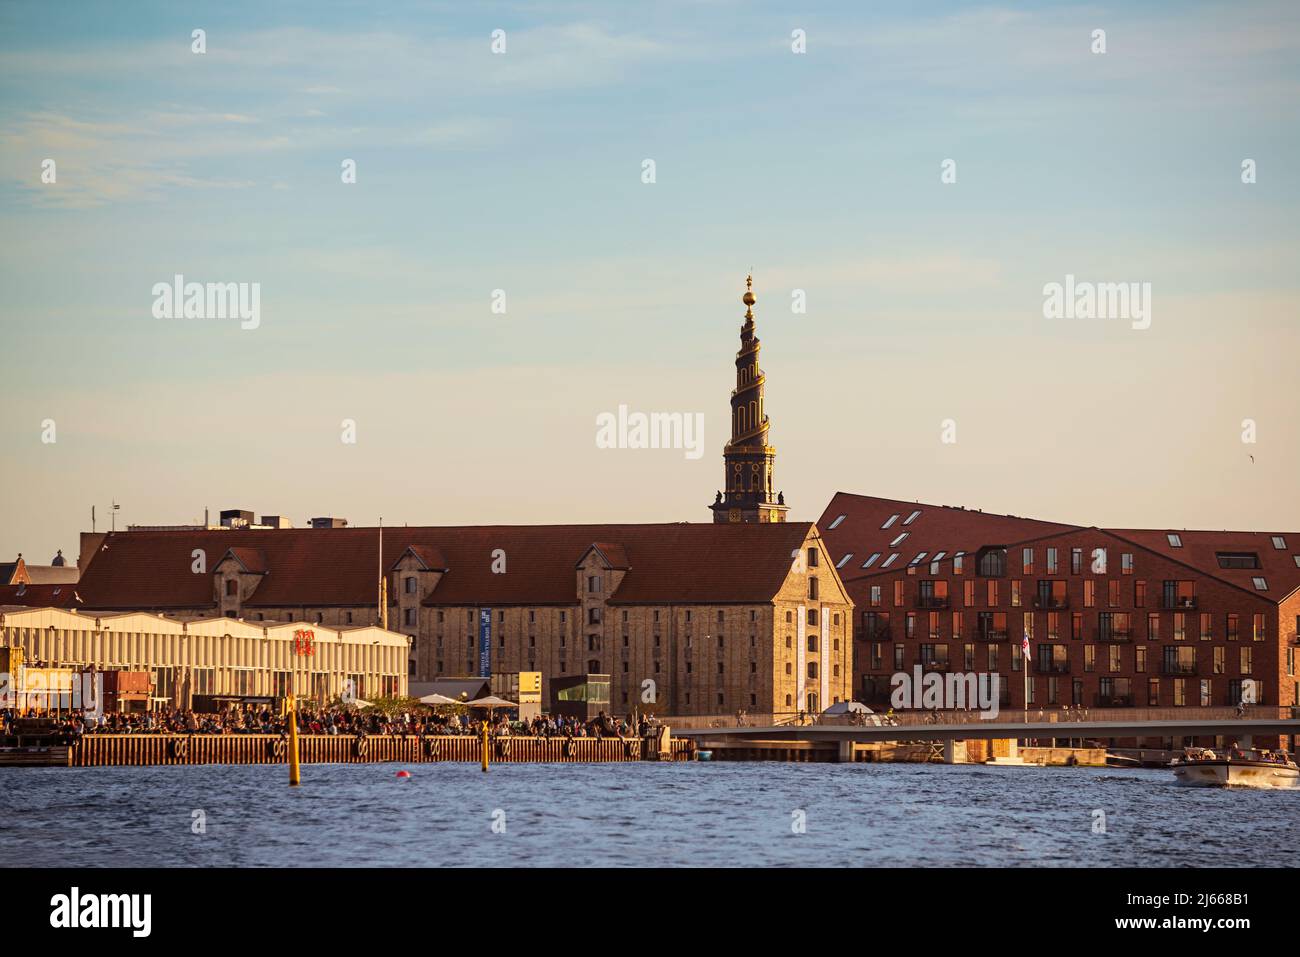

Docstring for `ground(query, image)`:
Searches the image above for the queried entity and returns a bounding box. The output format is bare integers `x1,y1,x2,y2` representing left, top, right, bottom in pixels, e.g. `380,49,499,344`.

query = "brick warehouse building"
818,492,1300,719
41,521,852,717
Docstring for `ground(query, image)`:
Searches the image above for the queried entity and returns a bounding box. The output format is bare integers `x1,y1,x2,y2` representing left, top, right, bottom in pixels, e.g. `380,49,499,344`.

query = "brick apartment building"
33,521,852,717
819,492,1300,716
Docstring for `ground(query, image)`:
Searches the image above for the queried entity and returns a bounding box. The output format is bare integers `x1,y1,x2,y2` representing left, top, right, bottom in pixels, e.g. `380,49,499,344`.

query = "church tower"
710,275,789,524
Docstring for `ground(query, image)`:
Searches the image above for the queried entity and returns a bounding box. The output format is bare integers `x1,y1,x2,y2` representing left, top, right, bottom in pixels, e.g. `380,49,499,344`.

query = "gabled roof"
819,492,1079,584
820,491,1300,601
578,542,630,570
24,565,80,585
0,583,84,608
69,523,820,610
223,547,269,575
389,544,448,572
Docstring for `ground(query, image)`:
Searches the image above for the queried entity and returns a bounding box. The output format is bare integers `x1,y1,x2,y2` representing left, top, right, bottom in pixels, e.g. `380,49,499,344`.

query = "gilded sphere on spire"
742,274,756,308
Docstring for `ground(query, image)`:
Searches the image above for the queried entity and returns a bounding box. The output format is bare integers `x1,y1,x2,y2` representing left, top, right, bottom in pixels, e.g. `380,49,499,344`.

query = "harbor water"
3,762,1293,867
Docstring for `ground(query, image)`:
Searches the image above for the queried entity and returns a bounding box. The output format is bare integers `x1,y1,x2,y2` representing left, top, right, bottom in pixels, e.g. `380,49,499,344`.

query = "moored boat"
1171,746,1299,789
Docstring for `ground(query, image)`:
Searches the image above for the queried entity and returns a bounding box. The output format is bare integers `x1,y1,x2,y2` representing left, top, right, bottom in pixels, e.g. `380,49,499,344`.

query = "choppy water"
2,762,1293,867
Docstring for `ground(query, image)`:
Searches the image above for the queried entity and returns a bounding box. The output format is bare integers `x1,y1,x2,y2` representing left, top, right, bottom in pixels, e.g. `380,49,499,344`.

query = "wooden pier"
45,733,692,768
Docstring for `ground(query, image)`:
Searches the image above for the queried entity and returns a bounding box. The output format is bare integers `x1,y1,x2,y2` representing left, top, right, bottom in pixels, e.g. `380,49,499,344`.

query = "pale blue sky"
2,1,1298,561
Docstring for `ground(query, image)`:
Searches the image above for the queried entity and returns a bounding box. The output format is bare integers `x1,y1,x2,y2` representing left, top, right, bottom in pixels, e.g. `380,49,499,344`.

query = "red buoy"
396,770,411,779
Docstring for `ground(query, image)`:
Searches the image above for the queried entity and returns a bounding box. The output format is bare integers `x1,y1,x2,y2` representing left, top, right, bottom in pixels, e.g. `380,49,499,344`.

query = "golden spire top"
742,273,756,319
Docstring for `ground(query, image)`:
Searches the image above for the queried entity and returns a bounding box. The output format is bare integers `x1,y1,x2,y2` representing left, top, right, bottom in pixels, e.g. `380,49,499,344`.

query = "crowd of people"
1,703,656,743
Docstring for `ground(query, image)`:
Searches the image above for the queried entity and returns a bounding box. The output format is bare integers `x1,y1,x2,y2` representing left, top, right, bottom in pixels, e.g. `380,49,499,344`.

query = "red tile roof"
0,583,85,608
819,491,1300,601
73,523,817,610
819,492,1079,585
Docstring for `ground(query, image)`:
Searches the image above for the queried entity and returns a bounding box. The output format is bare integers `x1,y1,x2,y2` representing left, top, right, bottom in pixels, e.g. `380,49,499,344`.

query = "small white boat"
1171,747,1299,789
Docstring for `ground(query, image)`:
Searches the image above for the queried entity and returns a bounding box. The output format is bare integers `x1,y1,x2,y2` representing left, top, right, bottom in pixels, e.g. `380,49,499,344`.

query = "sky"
1,0,1298,563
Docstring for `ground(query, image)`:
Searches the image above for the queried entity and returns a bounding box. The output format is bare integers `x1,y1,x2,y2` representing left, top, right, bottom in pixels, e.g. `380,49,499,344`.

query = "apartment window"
953,553,965,575
869,586,882,607
1047,611,1060,640
1022,548,1034,574
1147,677,1161,706
1046,547,1058,574
870,643,883,670
1271,535,1287,550
807,662,818,679
1253,613,1265,641
807,609,818,626
1011,580,1022,607
1167,533,1182,547
964,643,975,671
587,576,600,593
1083,580,1095,608
906,612,916,639
986,580,999,607
1083,645,1096,672
1240,647,1252,674
1199,613,1212,641
587,607,601,625
1135,580,1146,607
1217,552,1260,569
1173,613,1186,641
1107,580,1120,607
908,552,928,568
1251,577,1268,591
809,577,819,600
1071,548,1082,574
1173,679,1186,707
1136,646,1146,673
1227,613,1239,641
964,580,975,606
881,514,900,529
977,549,1007,577
1213,647,1225,675
807,634,818,653
1147,613,1160,640
894,645,905,670
404,576,416,594
1108,645,1122,673
929,612,941,640
1121,553,1133,575
894,581,905,606
952,611,963,639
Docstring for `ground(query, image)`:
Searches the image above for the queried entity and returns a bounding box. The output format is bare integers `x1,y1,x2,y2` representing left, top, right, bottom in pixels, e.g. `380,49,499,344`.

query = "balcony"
1095,629,1133,643
1093,693,1135,707
1034,661,1071,675
1033,595,1070,610
1161,597,1198,610
978,630,1009,643
1160,661,1198,676
917,596,950,609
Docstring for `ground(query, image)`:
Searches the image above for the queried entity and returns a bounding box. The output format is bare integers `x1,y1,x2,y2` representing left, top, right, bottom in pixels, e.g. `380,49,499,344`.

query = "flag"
1022,633,1031,657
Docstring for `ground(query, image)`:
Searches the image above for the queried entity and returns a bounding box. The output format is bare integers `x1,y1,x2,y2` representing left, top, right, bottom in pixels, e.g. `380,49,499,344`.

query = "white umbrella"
343,697,373,709
418,693,461,706
466,695,517,709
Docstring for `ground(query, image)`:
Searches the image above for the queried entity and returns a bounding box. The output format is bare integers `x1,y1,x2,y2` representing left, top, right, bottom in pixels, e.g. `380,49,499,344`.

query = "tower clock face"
729,509,741,523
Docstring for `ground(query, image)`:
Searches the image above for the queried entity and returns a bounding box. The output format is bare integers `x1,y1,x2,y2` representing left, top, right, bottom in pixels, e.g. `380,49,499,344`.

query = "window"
977,548,1007,577
869,586,882,607
807,609,818,626
953,553,965,575
903,510,922,525
404,576,416,594
889,532,909,548
881,514,900,529
225,579,238,597
836,553,853,569
1253,613,1265,641
1135,580,1146,607
1071,548,1082,574
828,514,846,529
807,662,818,679
861,553,881,568
1121,553,1133,575
1216,552,1260,569
807,634,818,653
894,581,905,606
908,552,927,567
1252,577,1268,591
1046,548,1058,574
808,547,819,568
881,553,899,568
1271,536,1287,550
1167,533,1182,547
1022,548,1034,574
587,576,600,593
809,577,819,600
1226,613,1239,641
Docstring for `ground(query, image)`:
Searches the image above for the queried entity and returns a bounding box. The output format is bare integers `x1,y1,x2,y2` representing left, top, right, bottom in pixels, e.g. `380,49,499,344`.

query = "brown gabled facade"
58,521,852,717
819,492,1300,735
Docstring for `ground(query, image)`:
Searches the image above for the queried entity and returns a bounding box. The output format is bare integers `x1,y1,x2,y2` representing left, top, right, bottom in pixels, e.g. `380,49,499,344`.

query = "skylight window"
1252,577,1268,591
828,514,846,530
881,553,899,568
1294,556,1300,568
881,515,900,530
1271,536,1287,550
908,552,928,566
932,551,946,562
903,510,922,525
836,553,854,569
861,553,881,568
889,532,909,548
1167,534,1183,547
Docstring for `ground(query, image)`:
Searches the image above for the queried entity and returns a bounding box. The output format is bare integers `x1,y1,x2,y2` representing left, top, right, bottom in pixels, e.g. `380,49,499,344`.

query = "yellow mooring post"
287,693,301,786
481,721,489,773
